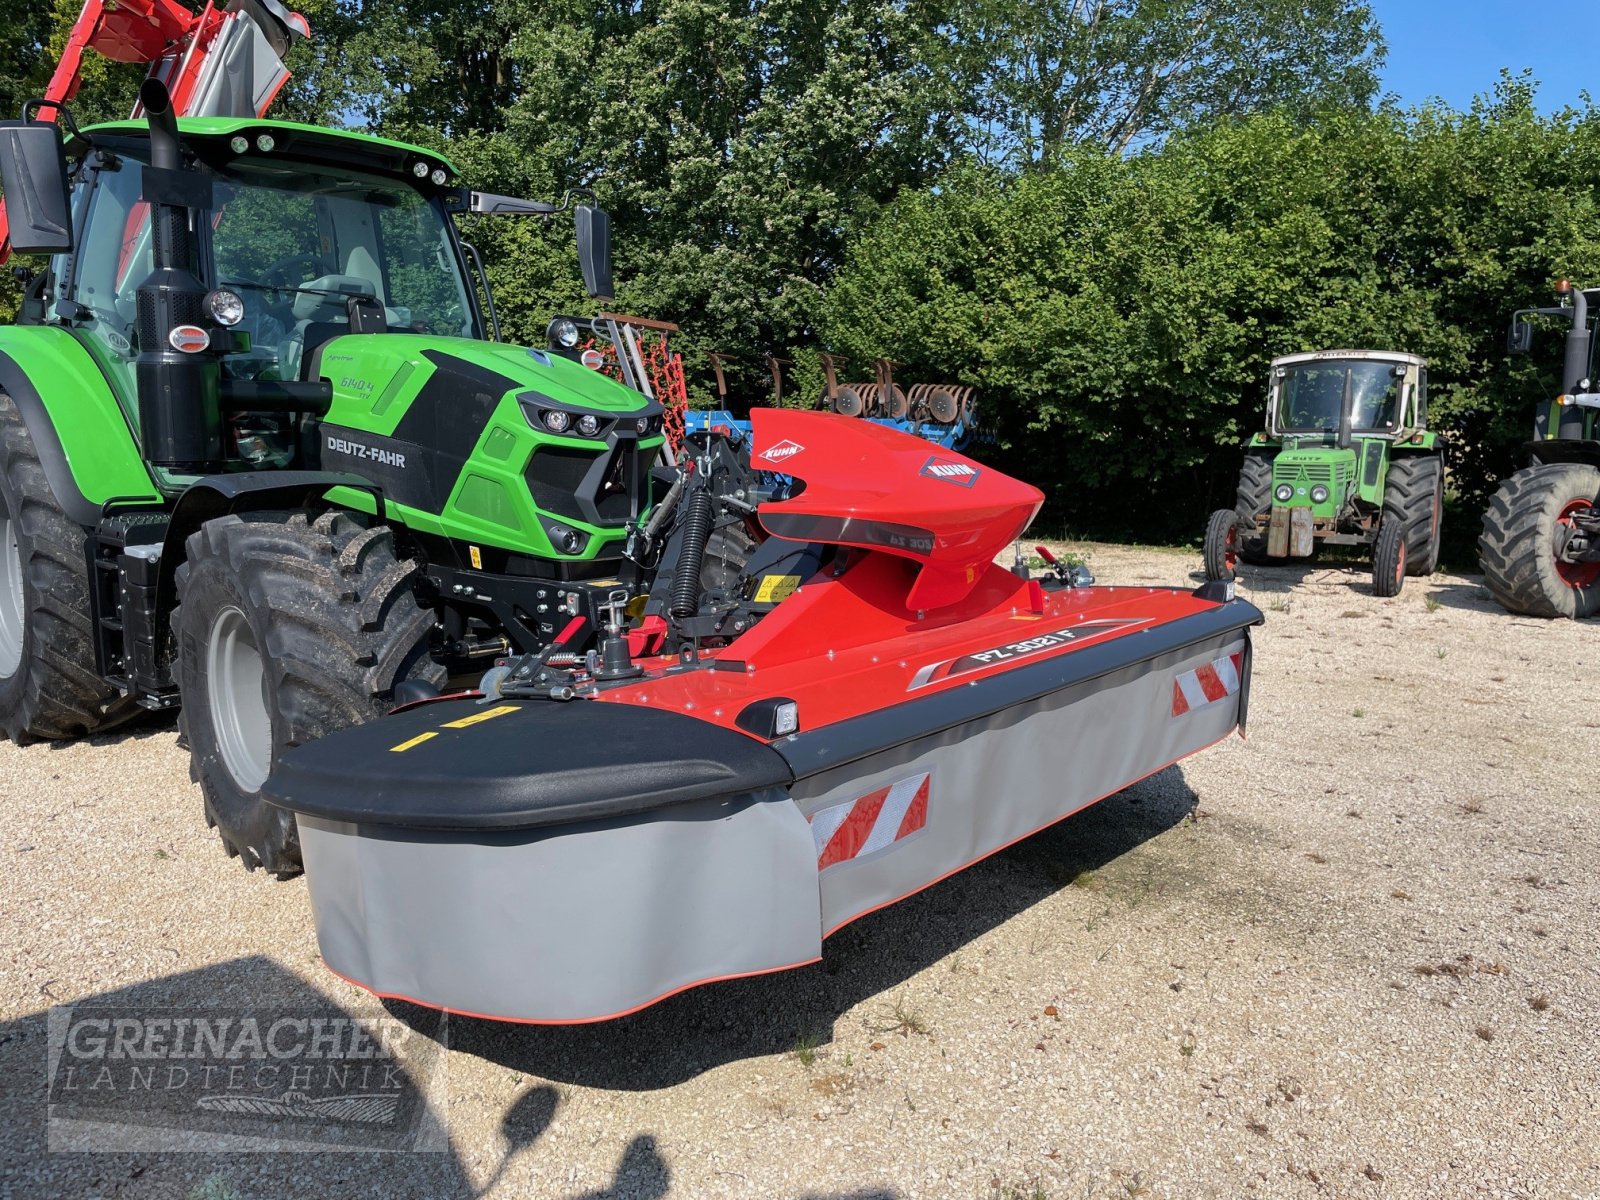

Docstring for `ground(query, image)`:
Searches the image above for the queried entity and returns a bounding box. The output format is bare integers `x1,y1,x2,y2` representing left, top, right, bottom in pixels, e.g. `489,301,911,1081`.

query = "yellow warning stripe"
441,705,519,729
389,731,438,753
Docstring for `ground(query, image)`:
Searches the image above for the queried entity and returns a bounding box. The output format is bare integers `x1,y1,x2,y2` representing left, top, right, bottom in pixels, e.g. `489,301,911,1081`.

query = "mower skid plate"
266,600,1259,1024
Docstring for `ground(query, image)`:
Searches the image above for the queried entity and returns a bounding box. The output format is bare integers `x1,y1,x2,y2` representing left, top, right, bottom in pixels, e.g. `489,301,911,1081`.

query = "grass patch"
190,1177,242,1200
870,992,930,1039
791,1030,821,1067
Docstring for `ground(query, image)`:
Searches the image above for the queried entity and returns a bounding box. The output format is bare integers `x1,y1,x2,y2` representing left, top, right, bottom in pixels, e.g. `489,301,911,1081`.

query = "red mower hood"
748,409,1043,611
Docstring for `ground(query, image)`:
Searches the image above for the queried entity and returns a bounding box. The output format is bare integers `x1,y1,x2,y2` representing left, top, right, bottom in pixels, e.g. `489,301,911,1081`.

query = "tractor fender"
1521,439,1600,470
0,328,160,528
155,470,384,629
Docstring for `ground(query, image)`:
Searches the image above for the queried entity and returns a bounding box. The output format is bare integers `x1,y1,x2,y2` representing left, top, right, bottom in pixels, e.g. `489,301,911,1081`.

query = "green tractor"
1203,350,1446,596
1478,281,1600,619
0,83,668,875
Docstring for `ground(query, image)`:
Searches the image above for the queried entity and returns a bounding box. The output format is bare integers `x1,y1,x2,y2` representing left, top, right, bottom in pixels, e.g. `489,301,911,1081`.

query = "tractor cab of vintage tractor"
1204,349,1446,597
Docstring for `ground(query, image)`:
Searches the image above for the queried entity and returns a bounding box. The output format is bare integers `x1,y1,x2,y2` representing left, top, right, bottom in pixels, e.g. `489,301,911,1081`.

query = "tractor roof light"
430,168,448,186
255,133,275,153
580,348,605,370
229,135,249,154
412,161,430,178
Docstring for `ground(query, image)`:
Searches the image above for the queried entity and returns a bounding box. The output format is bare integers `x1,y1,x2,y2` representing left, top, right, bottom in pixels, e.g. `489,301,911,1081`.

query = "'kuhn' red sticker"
907,618,1149,691
1171,652,1243,717
809,773,930,870
760,439,805,464
919,455,980,487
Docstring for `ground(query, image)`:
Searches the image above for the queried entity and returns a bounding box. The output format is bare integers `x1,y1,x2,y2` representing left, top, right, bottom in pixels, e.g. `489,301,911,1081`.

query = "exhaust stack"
132,78,222,472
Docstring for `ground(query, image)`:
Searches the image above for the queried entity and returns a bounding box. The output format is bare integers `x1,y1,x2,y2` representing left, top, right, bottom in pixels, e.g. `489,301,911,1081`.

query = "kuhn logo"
761,439,805,463
920,456,980,487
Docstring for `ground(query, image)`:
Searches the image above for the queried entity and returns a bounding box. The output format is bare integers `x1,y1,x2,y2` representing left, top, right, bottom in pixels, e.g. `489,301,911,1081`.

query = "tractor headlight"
547,318,580,349
635,416,651,434
542,409,571,434
580,348,605,370
1310,484,1330,504
205,289,245,327
1274,483,1294,503
576,413,601,437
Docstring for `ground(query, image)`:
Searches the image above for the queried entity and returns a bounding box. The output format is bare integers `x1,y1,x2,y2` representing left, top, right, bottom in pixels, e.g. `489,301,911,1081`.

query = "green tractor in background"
1479,281,1600,619
1204,350,1446,596
0,82,669,876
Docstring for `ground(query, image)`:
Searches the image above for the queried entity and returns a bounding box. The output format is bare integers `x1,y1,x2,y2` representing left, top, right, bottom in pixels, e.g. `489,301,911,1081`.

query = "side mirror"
0,121,74,254
576,204,613,300
1508,318,1533,355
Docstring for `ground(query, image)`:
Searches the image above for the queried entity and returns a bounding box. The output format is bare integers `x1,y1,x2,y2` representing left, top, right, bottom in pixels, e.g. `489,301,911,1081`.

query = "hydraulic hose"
670,490,713,618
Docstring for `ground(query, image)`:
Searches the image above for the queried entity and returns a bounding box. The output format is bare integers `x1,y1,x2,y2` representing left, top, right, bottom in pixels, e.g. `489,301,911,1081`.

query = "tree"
818,80,1600,548
948,0,1385,164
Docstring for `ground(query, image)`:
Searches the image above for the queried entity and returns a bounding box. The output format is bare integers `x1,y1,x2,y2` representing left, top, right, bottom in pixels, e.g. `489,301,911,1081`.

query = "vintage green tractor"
1479,280,1600,618
1204,350,1446,596
0,84,673,876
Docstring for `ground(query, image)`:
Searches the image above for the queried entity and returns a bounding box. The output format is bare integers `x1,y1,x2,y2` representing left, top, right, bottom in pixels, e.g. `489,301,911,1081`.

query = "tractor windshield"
208,161,477,379
61,149,477,387
1274,361,1402,434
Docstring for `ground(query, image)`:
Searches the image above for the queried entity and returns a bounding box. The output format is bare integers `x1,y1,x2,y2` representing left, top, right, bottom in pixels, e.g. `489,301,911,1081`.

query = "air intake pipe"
133,79,223,472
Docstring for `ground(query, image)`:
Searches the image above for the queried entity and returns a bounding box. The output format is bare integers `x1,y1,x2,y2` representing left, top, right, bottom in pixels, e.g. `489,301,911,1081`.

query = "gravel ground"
2,546,1597,1200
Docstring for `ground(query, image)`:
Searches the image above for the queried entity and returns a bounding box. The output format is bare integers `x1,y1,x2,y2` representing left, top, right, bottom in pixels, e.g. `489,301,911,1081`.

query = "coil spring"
671,490,714,617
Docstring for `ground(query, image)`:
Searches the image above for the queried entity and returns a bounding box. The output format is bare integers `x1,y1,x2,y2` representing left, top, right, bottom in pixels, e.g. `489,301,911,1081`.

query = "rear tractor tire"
172,510,445,877
1202,509,1241,582
1385,455,1444,577
0,392,139,742
1234,454,1273,565
1478,464,1600,619
1372,517,1408,598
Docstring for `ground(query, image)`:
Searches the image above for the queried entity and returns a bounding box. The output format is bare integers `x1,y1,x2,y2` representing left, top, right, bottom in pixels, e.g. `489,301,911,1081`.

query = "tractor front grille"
1277,462,1334,485
524,442,640,528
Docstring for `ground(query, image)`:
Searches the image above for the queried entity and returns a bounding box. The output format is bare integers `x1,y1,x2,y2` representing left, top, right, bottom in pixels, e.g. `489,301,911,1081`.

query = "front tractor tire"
1203,509,1241,581
0,393,138,742
1372,517,1408,598
173,511,445,876
1478,464,1600,619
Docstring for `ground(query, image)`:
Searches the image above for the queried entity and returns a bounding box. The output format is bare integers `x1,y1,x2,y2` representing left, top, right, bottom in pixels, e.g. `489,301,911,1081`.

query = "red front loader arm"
1,0,309,261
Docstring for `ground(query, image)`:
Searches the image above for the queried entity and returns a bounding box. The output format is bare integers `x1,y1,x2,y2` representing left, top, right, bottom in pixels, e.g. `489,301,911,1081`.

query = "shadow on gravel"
0,957,671,1200
1420,581,1509,615
5,707,181,754
416,763,1200,1093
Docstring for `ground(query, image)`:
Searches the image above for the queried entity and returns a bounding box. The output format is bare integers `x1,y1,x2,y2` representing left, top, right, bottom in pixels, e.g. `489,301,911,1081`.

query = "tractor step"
89,514,180,710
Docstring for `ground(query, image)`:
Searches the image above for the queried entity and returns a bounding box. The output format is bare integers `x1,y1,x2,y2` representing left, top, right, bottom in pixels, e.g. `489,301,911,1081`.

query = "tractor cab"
34,116,484,464
1204,349,1445,596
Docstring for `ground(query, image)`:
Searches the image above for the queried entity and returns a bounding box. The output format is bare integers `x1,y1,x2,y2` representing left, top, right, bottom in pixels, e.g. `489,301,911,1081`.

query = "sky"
1373,1,1600,113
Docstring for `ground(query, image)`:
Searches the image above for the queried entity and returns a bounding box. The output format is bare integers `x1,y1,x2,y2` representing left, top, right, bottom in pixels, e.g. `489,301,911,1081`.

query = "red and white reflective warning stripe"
809,773,930,871
1171,652,1243,717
